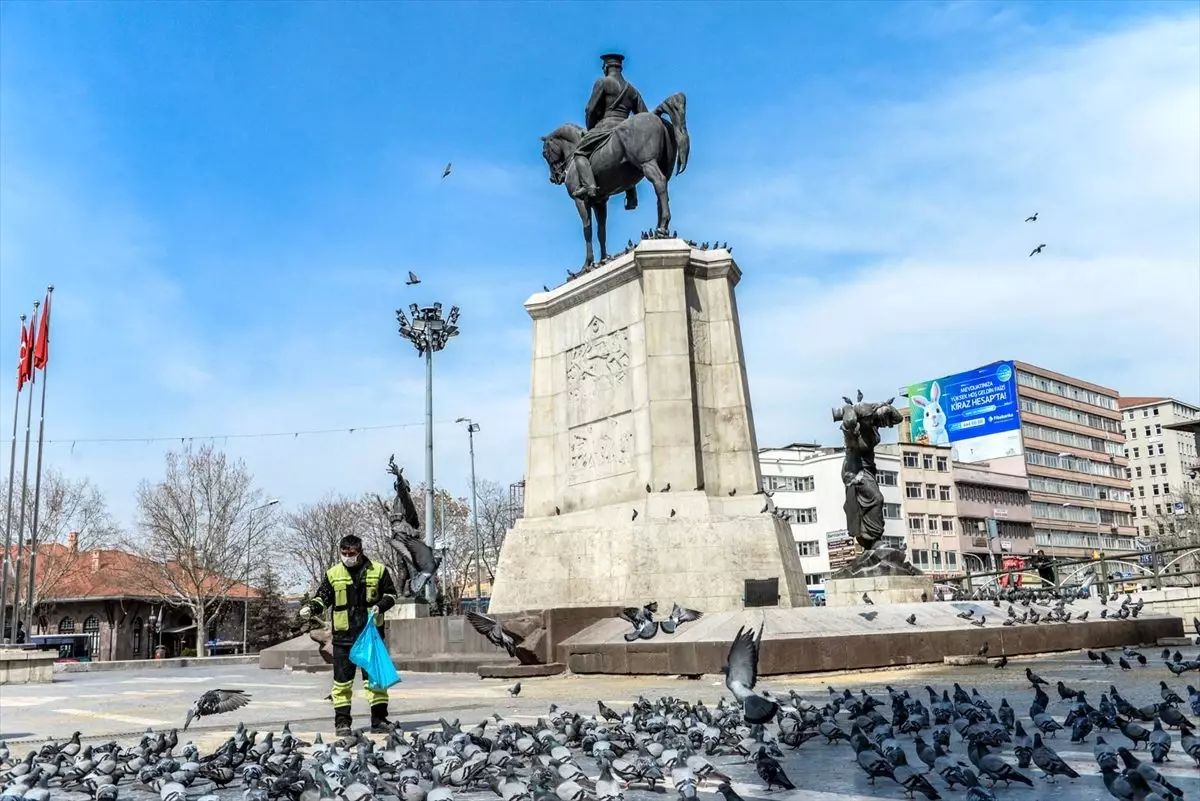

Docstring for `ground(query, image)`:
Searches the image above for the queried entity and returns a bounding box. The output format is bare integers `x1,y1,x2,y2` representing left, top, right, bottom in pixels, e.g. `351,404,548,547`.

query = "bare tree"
471,479,513,581
123,444,276,656
281,494,363,590
1146,487,1200,583
1,469,119,621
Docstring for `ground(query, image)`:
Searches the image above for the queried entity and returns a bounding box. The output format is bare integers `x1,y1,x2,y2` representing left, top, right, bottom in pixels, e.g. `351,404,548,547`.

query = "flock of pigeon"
5,611,1200,801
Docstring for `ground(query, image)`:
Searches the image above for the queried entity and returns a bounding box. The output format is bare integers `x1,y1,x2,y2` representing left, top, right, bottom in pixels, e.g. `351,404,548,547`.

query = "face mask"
341,554,360,567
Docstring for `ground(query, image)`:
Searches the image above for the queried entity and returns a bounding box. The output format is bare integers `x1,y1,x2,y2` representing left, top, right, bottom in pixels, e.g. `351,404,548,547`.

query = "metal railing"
937,543,1200,600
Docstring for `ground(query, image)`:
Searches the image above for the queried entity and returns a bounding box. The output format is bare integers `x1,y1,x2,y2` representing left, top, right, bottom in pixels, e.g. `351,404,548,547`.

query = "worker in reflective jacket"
300,533,399,735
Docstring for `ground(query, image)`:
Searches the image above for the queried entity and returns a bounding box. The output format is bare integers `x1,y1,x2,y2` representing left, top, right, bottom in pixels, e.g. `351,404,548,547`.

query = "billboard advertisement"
907,360,1023,463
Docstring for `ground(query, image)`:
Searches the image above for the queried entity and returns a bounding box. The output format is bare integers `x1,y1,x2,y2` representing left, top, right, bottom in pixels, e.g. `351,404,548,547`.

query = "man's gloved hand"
369,605,381,619
298,606,313,620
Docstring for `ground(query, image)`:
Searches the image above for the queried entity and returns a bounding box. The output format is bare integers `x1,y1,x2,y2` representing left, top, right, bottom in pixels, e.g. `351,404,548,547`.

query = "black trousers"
330,642,389,709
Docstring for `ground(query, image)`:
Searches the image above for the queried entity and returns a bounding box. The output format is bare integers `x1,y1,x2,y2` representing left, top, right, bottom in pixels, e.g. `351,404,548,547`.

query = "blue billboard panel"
907,360,1022,463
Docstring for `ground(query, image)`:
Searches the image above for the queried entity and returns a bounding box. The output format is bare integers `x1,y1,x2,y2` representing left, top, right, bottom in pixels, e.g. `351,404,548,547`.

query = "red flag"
16,318,32,391
34,291,50,370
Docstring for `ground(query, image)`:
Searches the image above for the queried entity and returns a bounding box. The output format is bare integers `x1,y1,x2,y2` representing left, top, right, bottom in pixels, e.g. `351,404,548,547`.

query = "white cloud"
695,11,1200,448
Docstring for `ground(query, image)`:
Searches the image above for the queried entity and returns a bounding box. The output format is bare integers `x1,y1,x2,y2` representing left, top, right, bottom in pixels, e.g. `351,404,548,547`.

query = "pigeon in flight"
619,602,659,641
724,623,777,724
184,689,251,730
1029,244,1046,257
406,271,421,286
1025,212,1038,222
466,611,523,658
442,163,452,179
659,602,703,634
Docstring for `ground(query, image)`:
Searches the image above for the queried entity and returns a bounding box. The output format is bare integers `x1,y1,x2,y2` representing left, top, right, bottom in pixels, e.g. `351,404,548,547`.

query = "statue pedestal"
825,575,935,607
489,239,808,613
384,599,429,620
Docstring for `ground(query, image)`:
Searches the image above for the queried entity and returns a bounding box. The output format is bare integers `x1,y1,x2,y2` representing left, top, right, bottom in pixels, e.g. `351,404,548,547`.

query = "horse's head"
541,124,584,186
541,137,566,185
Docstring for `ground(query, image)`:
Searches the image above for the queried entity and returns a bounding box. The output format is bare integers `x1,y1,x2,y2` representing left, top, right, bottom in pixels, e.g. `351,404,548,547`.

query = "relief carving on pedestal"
568,413,634,484
688,307,709,360
566,316,632,428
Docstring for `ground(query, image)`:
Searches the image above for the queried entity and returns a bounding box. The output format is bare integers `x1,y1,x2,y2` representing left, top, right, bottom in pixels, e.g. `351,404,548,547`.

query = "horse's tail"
654,92,689,176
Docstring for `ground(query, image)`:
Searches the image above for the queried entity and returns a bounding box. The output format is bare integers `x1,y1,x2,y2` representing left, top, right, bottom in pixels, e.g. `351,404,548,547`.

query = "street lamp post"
397,302,460,603
456,418,482,610
243,499,279,654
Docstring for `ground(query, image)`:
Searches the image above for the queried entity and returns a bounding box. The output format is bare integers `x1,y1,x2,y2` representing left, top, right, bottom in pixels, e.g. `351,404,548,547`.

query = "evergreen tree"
246,565,291,651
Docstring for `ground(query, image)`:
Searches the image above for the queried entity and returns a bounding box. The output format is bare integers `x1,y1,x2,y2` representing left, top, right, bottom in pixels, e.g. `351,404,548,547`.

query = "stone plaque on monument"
488,240,810,613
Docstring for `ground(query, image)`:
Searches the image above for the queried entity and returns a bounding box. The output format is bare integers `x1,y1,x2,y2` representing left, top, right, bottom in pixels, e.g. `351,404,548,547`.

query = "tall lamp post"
397,302,460,603
456,417,482,610
242,498,279,654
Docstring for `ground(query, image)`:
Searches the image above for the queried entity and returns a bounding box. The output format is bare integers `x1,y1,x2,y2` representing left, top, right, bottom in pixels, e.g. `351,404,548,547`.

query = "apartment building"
897,443,961,577
1119,397,1200,538
758,444,906,598
953,462,1034,567
1014,362,1137,560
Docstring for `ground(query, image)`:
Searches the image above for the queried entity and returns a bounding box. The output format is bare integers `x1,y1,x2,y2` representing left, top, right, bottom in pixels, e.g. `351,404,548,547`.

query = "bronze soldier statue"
574,53,647,211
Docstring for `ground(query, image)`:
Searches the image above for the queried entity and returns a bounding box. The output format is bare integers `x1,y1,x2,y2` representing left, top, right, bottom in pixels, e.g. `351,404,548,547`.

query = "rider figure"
574,53,647,210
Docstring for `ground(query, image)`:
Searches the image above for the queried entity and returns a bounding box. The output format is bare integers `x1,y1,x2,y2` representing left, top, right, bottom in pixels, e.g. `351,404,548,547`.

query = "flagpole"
10,300,39,643
23,286,53,630
0,314,27,644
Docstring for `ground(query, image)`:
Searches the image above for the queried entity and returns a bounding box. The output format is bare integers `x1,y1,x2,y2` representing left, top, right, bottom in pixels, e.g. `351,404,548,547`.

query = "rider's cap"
600,53,625,69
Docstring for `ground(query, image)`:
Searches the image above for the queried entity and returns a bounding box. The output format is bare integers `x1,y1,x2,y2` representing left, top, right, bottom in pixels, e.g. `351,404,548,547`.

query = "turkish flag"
34,291,50,370
16,318,31,391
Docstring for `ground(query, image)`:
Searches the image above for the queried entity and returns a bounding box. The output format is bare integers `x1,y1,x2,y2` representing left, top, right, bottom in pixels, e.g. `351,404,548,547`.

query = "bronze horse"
541,93,689,268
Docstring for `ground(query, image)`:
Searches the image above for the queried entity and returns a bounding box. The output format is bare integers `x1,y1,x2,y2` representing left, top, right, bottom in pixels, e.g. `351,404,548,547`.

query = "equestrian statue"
541,53,690,269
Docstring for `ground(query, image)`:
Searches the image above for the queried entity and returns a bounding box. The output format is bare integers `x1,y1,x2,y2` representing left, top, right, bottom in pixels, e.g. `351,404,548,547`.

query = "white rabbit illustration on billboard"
911,381,950,445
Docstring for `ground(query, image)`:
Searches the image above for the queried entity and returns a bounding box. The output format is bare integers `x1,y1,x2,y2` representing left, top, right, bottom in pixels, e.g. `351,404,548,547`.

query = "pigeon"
994,655,1008,669
725,623,777,724
184,689,251,730
906,614,917,625
508,682,521,697
1029,244,1046,257
859,611,878,622
862,592,874,605
466,611,523,658
406,271,420,285
1025,212,1038,222
619,603,658,641
442,163,452,178
659,602,703,634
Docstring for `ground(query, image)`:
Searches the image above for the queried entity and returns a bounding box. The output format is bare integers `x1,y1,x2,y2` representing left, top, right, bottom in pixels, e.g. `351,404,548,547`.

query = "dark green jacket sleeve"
306,573,334,613
376,566,399,614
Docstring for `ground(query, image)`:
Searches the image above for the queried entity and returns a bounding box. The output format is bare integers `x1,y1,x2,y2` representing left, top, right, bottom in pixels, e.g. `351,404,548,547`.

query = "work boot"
370,703,394,733
334,707,353,738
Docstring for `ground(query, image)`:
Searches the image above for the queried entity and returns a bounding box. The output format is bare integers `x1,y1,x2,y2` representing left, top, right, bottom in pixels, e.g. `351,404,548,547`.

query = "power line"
0,419,467,449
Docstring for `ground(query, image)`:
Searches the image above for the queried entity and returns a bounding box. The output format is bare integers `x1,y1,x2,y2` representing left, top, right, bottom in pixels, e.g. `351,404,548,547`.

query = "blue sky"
2,1,1197,530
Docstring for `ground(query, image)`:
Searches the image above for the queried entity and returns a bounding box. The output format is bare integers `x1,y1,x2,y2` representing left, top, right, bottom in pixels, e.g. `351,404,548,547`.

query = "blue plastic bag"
348,611,401,691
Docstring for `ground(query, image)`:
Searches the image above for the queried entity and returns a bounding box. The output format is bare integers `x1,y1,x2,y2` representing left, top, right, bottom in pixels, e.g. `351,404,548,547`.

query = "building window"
912,549,930,567
1163,482,1170,494
903,451,919,468
764,475,814,492
927,516,939,531
1153,484,1160,495
1155,504,1162,515
936,456,949,472
1145,426,1152,436
946,551,958,569
905,482,922,499
1155,424,1162,435
1130,428,1137,439
1140,505,1147,516
798,540,821,557
923,454,934,470
1138,486,1145,497
938,485,952,501
1157,443,1165,455
82,616,101,659
1160,462,1168,474
1150,465,1157,476
132,616,143,656
781,507,818,524
1136,467,1143,477
1125,468,1132,479
804,573,827,587
1153,407,1159,416
925,483,938,500
908,515,924,531
941,518,955,532
58,616,76,634
878,470,898,487
884,502,902,519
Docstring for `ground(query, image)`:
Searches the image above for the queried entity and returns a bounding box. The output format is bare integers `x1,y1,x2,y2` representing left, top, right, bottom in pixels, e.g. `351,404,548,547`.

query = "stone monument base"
488,491,809,613
385,599,429,620
824,574,935,607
